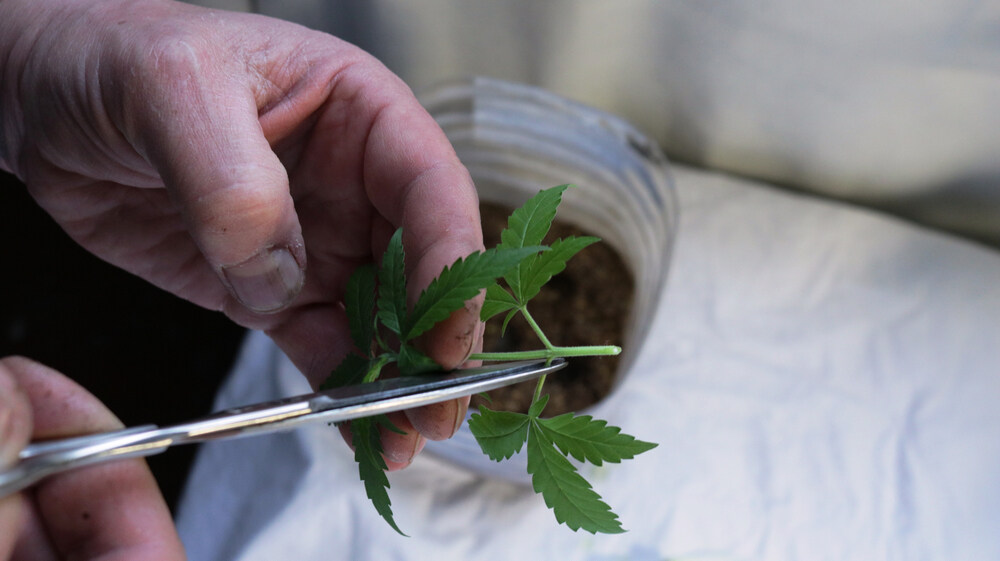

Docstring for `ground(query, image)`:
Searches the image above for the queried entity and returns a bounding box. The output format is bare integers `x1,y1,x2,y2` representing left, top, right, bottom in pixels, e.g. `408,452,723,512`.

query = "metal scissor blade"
0,359,565,498
176,358,565,442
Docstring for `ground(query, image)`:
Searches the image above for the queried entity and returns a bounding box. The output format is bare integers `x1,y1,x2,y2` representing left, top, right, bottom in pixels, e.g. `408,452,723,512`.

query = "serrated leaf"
376,413,408,436
346,264,377,353
537,413,658,466
481,283,521,322
528,394,550,419
361,354,392,383
397,343,440,376
518,235,599,303
500,308,519,337
377,229,407,335
526,422,625,534
469,407,530,461
352,416,406,535
499,184,570,250
319,353,370,390
499,185,570,299
404,246,545,341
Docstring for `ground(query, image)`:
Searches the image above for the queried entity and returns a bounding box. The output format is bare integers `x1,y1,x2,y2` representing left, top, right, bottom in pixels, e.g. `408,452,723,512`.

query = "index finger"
349,69,484,444
352,70,485,369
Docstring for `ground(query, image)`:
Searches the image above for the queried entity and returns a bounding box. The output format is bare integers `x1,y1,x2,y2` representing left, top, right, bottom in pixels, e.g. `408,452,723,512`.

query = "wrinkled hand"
0,0,483,468
0,357,185,560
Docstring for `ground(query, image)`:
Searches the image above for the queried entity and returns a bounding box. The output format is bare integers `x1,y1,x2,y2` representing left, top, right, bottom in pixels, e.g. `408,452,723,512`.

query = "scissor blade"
177,358,566,443
0,359,566,499
312,358,566,412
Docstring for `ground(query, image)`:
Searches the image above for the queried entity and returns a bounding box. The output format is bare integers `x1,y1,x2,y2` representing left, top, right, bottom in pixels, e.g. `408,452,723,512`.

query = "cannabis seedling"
321,185,656,535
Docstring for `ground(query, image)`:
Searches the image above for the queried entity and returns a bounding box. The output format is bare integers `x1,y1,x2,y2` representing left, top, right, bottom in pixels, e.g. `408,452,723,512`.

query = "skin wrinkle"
3,0,482,489
126,34,222,166
282,62,378,265
322,57,380,156
27,4,136,182
50,185,232,312
0,0,53,176
262,84,339,174
52,186,171,247
187,175,290,238
100,13,180,166
72,33,126,177
92,30,160,186
255,24,363,114
46,162,160,202
246,36,316,117
290,92,372,231
86,61,154,182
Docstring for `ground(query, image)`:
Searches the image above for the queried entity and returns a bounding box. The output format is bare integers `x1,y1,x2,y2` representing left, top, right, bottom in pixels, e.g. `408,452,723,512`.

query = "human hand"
0,357,185,560
0,0,483,467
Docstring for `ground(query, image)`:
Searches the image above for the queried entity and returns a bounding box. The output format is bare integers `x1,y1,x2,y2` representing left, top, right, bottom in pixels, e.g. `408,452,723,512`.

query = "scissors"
0,358,565,498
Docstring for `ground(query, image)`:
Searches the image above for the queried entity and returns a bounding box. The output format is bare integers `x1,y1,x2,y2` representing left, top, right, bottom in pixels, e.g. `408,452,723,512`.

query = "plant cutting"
321,184,657,535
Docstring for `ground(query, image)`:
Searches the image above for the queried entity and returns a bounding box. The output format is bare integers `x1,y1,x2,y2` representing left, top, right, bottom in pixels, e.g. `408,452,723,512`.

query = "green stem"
362,354,392,383
520,306,554,350
469,304,621,415
532,374,548,405
469,345,622,362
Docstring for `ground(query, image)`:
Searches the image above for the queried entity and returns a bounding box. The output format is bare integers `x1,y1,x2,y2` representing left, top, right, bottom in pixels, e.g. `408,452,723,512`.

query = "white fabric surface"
177,165,1000,560
190,0,1000,246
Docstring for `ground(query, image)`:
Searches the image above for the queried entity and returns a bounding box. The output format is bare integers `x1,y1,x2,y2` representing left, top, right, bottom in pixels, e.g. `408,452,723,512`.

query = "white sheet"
177,164,1000,561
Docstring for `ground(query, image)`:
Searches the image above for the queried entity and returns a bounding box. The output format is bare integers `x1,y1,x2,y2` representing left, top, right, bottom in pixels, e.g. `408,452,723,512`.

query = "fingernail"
406,435,426,466
222,246,304,313
0,379,17,467
451,402,467,437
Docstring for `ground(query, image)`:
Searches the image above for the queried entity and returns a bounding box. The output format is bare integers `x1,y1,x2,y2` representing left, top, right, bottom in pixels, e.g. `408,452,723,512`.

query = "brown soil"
472,202,634,416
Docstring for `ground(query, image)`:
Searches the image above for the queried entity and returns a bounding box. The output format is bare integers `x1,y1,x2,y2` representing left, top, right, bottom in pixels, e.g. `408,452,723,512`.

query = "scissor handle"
0,425,165,498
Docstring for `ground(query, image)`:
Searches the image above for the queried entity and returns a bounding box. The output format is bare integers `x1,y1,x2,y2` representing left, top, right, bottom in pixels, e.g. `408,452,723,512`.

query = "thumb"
134,67,305,314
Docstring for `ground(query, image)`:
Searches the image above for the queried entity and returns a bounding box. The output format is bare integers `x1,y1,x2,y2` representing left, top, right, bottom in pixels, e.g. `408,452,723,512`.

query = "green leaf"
518,235,599,303
499,185,570,300
499,184,570,250
537,414,658,466
397,343,440,376
500,309,519,337
346,264,377,354
526,422,625,534
351,416,406,535
481,283,521,322
404,246,544,341
319,353,370,390
361,354,392,383
469,407,531,461
376,413,408,436
377,229,407,335
528,394,550,419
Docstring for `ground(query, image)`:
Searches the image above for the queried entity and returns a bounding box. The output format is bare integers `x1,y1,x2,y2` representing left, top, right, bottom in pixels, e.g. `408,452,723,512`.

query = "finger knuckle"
191,176,289,244
142,29,210,81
